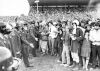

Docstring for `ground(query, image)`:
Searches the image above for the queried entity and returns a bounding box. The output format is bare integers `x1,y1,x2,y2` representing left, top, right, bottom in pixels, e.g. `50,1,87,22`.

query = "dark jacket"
20,31,30,56
71,28,84,52
9,29,21,57
62,30,71,46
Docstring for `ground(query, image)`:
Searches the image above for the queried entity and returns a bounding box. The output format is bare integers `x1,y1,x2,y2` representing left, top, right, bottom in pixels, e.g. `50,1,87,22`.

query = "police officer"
0,22,13,71
27,23,37,57
9,22,21,58
20,22,34,67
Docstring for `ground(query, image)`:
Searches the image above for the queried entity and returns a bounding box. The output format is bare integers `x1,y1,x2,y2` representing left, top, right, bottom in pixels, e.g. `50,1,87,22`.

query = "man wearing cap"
30,22,41,57
0,22,7,46
0,22,13,71
27,23,37,57
20,22,34,67
9,22,21,58
89,22,100,69
70,20,84,70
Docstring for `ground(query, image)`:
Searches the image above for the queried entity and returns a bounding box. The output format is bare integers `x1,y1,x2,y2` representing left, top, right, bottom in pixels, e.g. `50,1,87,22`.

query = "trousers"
92,45,100,67
48,36,55,55
62,44,70,65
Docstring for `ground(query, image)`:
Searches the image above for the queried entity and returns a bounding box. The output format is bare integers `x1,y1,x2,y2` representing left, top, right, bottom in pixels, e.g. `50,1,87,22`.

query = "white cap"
53,22,57,25
73,20,79,26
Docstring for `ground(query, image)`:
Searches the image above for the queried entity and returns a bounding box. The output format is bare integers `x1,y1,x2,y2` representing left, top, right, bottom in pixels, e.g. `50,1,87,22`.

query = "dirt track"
18,53,100,71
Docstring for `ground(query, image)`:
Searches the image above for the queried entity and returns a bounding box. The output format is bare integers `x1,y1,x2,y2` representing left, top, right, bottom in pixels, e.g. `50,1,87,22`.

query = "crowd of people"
0,7,100,71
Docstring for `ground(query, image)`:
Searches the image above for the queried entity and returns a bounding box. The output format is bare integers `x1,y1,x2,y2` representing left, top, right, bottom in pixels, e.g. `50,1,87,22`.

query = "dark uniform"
27,26,37,57
0,23,13,71
20,29,32,67
9,29,21,57
33,26,41,49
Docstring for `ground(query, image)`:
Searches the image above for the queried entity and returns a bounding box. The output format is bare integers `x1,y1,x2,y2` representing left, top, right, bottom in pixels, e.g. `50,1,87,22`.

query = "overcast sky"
0,0,30,16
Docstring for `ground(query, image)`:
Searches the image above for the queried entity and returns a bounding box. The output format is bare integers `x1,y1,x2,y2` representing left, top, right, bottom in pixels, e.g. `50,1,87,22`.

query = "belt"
92,44,100,46
92,42,100,46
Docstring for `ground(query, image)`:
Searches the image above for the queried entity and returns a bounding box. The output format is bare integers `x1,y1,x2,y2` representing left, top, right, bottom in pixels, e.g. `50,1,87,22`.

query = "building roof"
28,0,90,6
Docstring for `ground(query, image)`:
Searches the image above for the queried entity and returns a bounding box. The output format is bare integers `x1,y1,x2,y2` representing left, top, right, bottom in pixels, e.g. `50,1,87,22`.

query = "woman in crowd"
70,20,84,70
81,29,91,70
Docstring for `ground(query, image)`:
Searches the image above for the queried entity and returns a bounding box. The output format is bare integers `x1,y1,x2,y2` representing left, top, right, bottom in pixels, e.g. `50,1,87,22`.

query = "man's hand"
30,43,34,48
70,34,76,40
35,38,38,41
72,37,76,40
61,37,64,40
16,51,20,54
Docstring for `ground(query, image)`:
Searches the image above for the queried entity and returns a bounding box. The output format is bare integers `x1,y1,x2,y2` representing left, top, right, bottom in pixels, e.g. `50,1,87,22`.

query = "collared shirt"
89,29,100,45
49,25,58,38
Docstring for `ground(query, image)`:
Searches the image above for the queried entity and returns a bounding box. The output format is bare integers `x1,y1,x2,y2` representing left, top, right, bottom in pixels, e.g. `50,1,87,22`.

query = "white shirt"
89,29,100,45
49,25,57,38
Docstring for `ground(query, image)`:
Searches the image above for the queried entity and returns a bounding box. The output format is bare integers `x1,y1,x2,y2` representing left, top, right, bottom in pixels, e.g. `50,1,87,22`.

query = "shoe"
27,65,34,67
33,55,36,57
72,67,79,70
64,64,69,67
60,64,65,66
92,65,96,69
57,60,61,63
69,64,75,68
90,68,94,71
86,68,89,71
41,53,46,56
